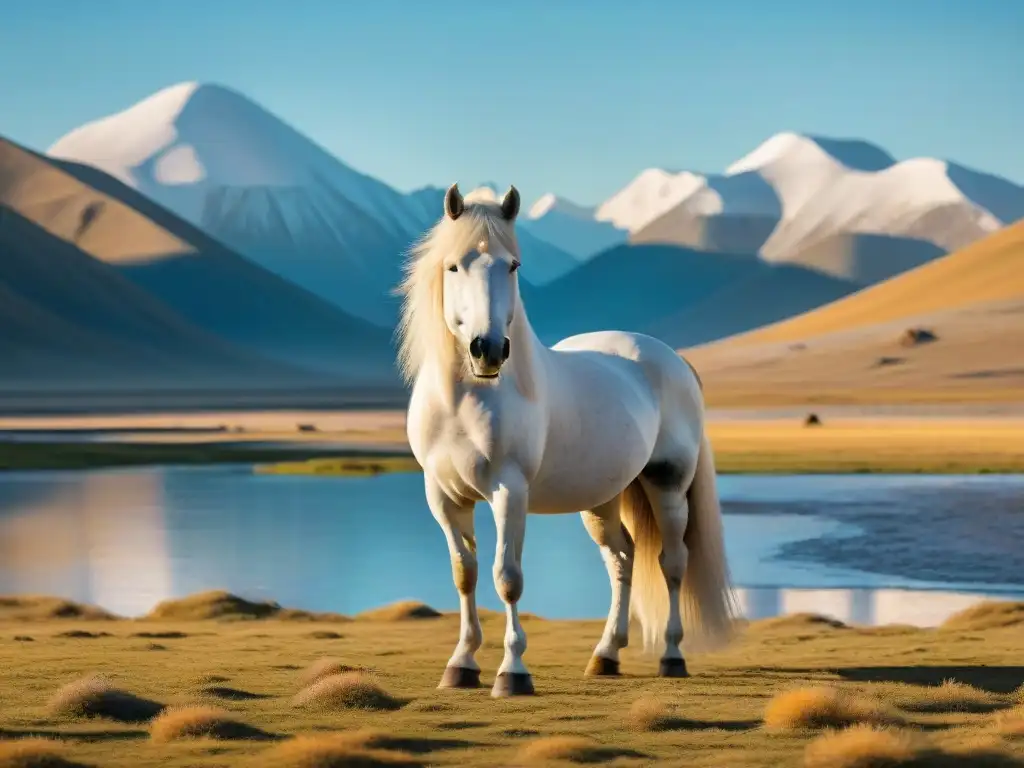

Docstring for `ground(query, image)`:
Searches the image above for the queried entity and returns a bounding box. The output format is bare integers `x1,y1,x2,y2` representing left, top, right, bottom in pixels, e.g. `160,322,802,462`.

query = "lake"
1,467,1022,626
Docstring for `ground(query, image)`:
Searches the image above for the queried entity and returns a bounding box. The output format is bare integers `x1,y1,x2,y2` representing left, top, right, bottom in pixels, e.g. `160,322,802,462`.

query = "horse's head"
440,183,522,380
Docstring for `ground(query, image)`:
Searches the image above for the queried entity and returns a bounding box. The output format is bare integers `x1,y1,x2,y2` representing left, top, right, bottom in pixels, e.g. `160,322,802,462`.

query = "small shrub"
299,658,361,688
0,738,93,768
293,673,403,712
764,687,904,731
625,697,675,732
253,734,422,767
149,705,271,743
46,675,163,723
517,735,638,764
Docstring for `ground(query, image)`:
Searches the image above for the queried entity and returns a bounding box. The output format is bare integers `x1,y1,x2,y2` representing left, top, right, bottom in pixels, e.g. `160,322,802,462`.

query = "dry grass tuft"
804,724,1024,768
625,696,676,732
252,734,423,767
747,613,849,632
0,596,115,622
355,601,441,621
293,672,403,712
149,705,272,743
516,735,639,764
993,705,1024,737
764,687,904,731
804,725,919,768
0,738,93,768
144,591,282,621
298,658,362,688
940,601,1024,632
46,675,163,723
884,679,1005,713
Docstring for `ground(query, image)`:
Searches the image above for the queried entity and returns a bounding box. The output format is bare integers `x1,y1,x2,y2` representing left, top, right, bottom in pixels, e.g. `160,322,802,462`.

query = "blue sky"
2,0,1021,205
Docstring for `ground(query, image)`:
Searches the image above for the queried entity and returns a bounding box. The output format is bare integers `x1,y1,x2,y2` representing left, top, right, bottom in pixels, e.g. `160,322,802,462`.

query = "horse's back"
551,330,705,471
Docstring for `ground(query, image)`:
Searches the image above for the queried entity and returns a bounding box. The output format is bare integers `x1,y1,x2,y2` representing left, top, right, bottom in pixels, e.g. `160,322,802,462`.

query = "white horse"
398,183,737,697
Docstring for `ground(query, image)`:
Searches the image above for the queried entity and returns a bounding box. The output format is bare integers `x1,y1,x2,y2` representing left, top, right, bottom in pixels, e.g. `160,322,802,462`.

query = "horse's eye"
510,261,520,273
447,264,458,273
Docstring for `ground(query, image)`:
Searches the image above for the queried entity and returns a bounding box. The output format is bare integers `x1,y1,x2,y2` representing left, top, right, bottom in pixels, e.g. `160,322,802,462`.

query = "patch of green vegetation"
0,441,406,472
255,455,421,477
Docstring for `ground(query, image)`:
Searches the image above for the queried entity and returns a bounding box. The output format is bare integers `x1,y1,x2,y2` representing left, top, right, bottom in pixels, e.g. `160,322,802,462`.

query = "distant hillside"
0,207,303,390
686,220,1024,405
1,136,399,386
524,242,858,346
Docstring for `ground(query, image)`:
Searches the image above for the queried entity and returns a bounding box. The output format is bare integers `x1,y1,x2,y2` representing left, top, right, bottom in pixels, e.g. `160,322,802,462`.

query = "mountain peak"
727,132,896,175
527,193,594,220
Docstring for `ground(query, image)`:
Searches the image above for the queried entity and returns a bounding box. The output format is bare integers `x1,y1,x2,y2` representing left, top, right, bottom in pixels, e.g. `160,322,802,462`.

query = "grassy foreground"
2,592,1024,767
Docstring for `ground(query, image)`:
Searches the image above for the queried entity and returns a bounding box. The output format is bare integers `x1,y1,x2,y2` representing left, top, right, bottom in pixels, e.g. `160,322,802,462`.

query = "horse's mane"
395,190,522,388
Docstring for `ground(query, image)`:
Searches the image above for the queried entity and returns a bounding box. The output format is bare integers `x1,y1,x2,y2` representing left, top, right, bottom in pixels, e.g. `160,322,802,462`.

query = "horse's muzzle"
469,335,511,377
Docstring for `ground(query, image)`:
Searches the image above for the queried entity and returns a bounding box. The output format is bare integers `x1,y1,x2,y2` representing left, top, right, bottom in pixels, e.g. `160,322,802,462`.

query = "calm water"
0,467,1022,626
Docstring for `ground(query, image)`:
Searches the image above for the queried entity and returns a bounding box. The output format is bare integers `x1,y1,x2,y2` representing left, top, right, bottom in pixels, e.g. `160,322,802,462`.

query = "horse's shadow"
831,665,1024,695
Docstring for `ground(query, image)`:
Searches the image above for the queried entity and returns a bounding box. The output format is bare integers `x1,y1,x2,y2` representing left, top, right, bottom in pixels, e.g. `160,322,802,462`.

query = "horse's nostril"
469,337,485,360
502,338,511,360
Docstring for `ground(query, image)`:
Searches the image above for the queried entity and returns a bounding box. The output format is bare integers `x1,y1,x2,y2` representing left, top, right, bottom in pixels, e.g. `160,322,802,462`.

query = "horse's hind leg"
641,463,691,678
425,478,483,688
580,496,634,677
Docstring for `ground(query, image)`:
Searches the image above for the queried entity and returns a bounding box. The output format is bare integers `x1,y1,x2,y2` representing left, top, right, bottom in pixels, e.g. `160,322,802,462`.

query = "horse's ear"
444,183,465,220
501,185,520,221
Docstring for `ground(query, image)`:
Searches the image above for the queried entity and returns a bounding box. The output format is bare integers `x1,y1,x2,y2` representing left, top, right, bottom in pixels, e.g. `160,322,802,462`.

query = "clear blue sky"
2,0,1021,205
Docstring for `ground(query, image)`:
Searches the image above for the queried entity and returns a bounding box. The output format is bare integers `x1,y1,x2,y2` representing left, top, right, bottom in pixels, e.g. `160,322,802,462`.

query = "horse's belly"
527,426,652,514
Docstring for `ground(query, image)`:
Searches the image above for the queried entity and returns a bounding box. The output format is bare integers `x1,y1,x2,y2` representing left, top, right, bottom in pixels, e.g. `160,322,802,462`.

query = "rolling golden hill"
686,220,1024,406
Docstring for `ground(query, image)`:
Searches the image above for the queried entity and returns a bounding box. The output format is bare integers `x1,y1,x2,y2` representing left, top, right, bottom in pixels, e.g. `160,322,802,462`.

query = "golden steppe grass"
704,418,1024,474
2,591,1024,767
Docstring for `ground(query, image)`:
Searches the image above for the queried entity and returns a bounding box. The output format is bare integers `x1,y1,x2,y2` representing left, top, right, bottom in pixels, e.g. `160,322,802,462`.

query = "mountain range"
2,80,1022,405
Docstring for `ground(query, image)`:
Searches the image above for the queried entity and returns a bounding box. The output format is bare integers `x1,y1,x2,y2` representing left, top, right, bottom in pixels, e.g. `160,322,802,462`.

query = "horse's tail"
620,432,738,653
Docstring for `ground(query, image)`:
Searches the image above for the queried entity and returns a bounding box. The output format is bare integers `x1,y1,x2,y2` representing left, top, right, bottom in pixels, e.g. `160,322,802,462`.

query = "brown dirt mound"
747,613,849,632
299,658,362,688
516,735,641,764
356,601,441,621
149,705,272,743
293,672,403,712
764,687,904,731
940,601,1024,632
0,596,116,621
803,724,1024,767
252,734,423,767
0,738,93,768
46,675,163,723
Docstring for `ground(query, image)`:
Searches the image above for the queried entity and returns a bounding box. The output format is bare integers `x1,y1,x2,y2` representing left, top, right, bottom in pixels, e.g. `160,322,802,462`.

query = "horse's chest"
413,395,519,502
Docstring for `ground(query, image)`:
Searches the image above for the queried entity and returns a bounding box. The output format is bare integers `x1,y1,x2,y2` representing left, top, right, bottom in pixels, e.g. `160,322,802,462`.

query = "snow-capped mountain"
522,193,626,260
47,82,429,325
609,133,1024,283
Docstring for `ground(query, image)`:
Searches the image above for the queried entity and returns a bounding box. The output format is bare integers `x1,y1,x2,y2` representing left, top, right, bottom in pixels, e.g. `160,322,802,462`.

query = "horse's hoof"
658,658,690,678
584,655,620,677
438,666,481,689
491,672,535,697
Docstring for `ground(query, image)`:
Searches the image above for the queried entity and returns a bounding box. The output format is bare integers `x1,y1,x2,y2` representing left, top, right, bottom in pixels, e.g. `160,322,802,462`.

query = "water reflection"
0,466,1021,625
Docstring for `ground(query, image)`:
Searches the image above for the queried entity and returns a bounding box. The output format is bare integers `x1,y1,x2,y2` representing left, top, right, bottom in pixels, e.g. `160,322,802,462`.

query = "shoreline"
0,408,1021,474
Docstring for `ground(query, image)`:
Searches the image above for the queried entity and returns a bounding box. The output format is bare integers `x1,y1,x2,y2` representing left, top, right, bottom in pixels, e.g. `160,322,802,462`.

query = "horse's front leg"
425,478,483,688
489,467,534,697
